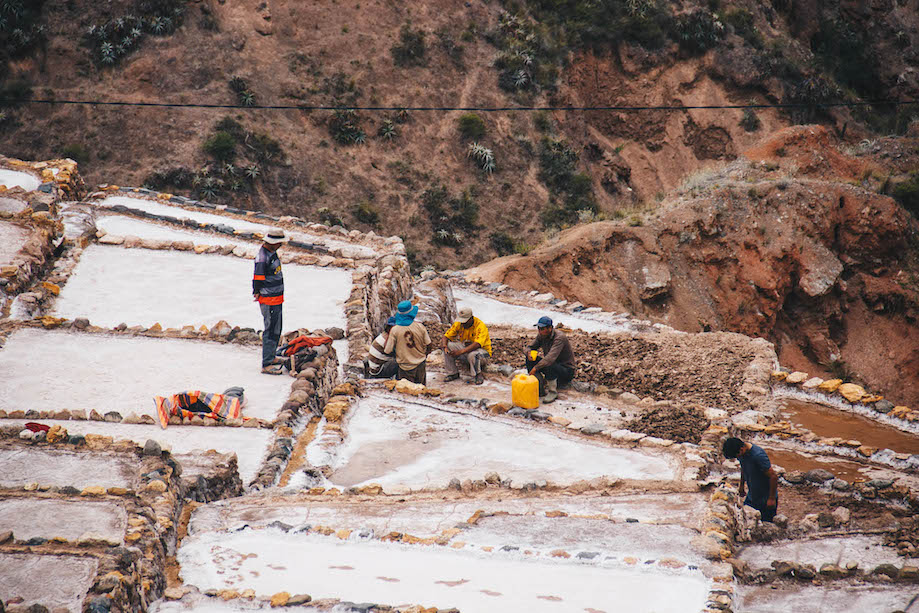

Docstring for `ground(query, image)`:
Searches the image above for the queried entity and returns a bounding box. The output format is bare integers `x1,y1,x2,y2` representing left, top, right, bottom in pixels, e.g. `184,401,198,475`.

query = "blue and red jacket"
253,246,284,305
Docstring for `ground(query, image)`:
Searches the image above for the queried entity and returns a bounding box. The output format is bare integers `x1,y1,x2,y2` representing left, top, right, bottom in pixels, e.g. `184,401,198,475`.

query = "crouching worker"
722,437,779,522
442,307,492,385
363,316,398,379
525,316,575,403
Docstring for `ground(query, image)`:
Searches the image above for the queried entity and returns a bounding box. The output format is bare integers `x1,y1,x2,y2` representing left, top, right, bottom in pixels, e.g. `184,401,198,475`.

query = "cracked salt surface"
178,531,711,613
0,329,292,422
736,583,919,612
454,289,636,333
738,535,904,570
96,196,377,257
51,245,351,331
189,493,706,537
0,448,134,489
96,214,244,247
0,220,29,264
0,553,98,613
305,393,677,490
0,168,40,192
0,498,126,543
3,419,272,485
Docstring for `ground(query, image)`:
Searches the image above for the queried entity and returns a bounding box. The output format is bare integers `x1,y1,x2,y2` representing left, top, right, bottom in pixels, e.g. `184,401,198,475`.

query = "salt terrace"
4,157,919,612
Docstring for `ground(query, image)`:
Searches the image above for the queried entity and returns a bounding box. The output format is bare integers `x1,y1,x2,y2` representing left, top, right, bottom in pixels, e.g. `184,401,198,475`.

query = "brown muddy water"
781,399,919,455
761,447,869,482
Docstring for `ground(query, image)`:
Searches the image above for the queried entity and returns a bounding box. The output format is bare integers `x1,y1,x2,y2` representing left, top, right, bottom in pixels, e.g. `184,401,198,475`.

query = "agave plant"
245,164,260,179
467,142,495,174
223,163,237,176
378,119,397,141
239,90,256,107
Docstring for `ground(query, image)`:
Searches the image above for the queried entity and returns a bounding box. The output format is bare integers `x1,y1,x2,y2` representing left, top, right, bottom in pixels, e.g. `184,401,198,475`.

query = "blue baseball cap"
535,316,553,328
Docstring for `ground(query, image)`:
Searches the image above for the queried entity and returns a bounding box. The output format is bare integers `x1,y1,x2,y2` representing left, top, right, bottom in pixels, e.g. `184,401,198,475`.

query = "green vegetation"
228,76,256,107
467,142,496,174
740,108,761,132
892,172,919,218
317,207,345,227
329,109,366,145
352,200,380,226
491,11,561,92
422,184,479,247
60,144,89,165
203,131,237,162
0,0,47,59
489,231,532,256
377,119,397,141
723,8,762,49
674,9,724,54
84,0,186,66
436,27,464,65
458,113,486,140
538,137,597,228
391,24,427,67
811,16,879,100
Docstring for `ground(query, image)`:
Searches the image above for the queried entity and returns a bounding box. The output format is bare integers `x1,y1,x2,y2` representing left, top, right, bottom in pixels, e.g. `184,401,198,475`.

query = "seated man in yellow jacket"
441,306,492,385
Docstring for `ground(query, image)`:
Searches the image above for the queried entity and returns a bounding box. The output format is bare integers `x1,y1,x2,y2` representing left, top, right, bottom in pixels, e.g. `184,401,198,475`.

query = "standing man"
526,316,575,403
253,228,288,375
722,437,779,522
384,300,433,385
363,316,398,379
442,306,491,385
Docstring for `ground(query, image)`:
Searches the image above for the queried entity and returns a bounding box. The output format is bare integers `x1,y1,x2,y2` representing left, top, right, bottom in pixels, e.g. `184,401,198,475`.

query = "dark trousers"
260,303,283,367
398,361,427,385
369,359,399,379
525,358,574,393
746,499,778,523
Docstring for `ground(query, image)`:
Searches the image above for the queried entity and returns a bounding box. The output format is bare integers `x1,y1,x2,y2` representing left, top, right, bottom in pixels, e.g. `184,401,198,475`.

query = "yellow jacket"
444,317,492,355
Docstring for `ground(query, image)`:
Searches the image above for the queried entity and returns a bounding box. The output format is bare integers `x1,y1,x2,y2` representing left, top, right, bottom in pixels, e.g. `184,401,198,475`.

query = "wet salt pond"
738,535,903,570
95,196,377,257
151,597,322,612
95,214,245,247
760,447,870,482
0,220,29,264
3,419,273,485
0,553,98,612
0,168,40,192
178,530,711,613
736,582,919,612
0,329,292,422
781,398,919,456
189,493,707,536
454,289,636,333
306,393,679,490
0,447,134,489
51,245,351,331
0,498,126,543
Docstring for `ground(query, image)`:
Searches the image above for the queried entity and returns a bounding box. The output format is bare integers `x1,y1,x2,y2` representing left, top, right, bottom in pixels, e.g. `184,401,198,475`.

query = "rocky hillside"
2,0,919,271
467,125,919,406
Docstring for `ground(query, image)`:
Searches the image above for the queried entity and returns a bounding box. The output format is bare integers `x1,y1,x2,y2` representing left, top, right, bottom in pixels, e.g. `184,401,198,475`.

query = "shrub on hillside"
0,0,47,58
203,131,237,161
329,109,366,145
674,9,724,54
392,24,427,67
538,137,598,228
422,184,479,246
60,144,89,165
892,172,919,218
723,8,763,49
458,113,486,140
352,200,380,226
84,0,185,66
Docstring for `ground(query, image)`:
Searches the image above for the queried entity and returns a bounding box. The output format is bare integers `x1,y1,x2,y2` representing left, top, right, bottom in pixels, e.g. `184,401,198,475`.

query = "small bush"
436,27,464,65
538,137,598,228
392,24,427,67
422,184,479,246
329,109,366,145
467,142,496,174
892,172,919,218
740,108,761,132
533,111,552,133
60,144,89,165
228,76,256,107
458,113,486,140
352,200,380,226
317,207,345,227
723,8,762,48
674,9,724,54
203,131,237,161
378,119,397,141
0,0,47,58
489,231,515,256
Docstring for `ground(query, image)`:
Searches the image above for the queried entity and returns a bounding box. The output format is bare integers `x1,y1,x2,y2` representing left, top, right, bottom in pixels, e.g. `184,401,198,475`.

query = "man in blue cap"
363,316,398,379
526,316,575,403
384,300,433,384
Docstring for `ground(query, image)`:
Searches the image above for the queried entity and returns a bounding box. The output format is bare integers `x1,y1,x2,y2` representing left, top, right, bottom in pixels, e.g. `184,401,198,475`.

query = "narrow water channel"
761,447,868,482
781,399,919,455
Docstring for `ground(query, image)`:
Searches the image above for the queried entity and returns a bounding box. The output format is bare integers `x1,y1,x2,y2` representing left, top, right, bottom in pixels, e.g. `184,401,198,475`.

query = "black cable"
1,97,918,112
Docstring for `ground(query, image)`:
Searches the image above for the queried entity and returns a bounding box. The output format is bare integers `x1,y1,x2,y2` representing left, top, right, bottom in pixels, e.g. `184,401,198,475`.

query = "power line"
1,97,918,112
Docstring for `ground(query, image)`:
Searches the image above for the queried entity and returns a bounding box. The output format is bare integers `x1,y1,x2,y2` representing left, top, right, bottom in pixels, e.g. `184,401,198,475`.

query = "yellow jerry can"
512,373,540,410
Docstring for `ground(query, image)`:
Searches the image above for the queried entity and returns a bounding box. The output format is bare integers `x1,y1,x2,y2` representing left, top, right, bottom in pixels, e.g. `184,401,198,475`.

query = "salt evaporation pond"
3,419,273,485
151,597,322,612
0,220,29,264
0,498,126,543
309,393,678,490
178,531,711,613
739,535,904,570
736,583,919,612
51,246,351,331
0,168,40,191
0,553,98,612
0,329,292,422
189,492,706,537
96,196,377,257
95,214,244,247
454,289,634,333
0,447,134,489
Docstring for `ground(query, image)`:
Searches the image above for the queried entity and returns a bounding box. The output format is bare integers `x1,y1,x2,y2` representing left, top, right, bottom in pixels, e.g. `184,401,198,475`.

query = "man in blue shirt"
253,228,288,375
722,437,779,522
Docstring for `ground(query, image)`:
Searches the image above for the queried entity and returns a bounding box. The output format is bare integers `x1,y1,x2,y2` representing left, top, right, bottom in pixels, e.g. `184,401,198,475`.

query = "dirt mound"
743,125,877,182
431,322,769,412
625,405,709,444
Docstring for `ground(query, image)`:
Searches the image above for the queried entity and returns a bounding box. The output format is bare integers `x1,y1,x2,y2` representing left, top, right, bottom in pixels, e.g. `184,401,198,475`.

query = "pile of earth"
624,405,709,444
430,323,763,412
